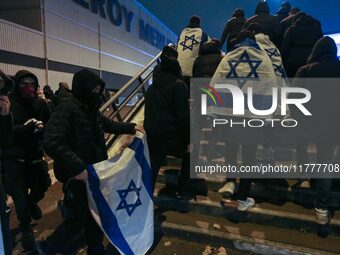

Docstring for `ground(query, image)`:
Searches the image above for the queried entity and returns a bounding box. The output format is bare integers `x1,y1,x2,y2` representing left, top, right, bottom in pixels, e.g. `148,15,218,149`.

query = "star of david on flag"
180,34,200,51
116,180,142,217
265,48,281,58
226,50,262,87
87,132,153,255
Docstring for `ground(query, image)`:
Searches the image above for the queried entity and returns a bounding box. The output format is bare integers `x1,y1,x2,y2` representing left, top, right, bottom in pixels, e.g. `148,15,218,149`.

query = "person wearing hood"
278,7,300,44
39,69,140,254
1,70,51,250
210,30,278,210
193,39,223,78
246,23,287,79
292,37,340,228
220,8,247,52
276,1,292,23
177,15,210,86
281,12,323,77
43,85,57,109
0,70,14,254
144,55,190,195
153,45,179,81
245,2,280,46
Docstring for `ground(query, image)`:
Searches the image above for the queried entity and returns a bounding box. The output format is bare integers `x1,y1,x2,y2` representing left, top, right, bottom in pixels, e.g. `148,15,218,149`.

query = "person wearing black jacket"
0,70,14,255
39,69,139,255
276,1,292,23
245,2,279,46
281,13,323,77
144,56,190,195
193,40,223,78
153,45,179,81
293,37,340,227
43,85,57,110
278,7,300,44
1,70,51,250
220,8,246,52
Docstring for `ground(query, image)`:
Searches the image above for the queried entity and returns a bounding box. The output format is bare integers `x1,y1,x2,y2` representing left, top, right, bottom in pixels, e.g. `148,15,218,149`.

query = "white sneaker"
237,197,255,211
299,180,311,189
218,182,235,197
315,208,330,225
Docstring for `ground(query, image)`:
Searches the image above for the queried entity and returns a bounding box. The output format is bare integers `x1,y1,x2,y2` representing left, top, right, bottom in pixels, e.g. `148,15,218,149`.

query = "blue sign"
73,0,172,49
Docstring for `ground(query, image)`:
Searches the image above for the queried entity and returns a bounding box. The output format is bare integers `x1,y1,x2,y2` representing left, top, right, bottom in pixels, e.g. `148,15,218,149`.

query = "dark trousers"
0,183,12,254
148,139,190,194
182,76,191,89
315,144,336,210
225,142,237,184
44,180,104,255
227,143,257,201
2,159,50,230
296,138,309,180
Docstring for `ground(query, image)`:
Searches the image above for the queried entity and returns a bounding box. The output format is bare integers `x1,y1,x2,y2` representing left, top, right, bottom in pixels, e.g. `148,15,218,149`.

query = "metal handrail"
101,50,162,147
99,51,162,114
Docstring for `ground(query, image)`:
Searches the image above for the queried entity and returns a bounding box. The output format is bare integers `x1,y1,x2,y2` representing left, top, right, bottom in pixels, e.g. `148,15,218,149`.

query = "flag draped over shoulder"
177,27,203,77
87,133,154,255
209,38,279,119
255,33,287,79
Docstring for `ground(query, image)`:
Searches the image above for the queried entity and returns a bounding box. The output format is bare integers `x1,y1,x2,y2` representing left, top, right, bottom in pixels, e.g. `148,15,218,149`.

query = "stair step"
158,168,340,207
157,210,340,255
154,184,340,236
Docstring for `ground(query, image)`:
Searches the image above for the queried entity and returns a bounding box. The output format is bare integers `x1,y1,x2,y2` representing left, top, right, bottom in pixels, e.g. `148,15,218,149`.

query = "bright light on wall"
328,33,340,57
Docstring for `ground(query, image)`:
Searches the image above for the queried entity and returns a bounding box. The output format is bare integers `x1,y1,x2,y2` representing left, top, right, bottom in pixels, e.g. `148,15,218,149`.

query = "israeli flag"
87,132,154,255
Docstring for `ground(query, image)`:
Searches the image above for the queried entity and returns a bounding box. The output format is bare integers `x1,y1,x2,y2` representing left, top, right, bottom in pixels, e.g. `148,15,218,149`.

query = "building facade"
0,0,177,90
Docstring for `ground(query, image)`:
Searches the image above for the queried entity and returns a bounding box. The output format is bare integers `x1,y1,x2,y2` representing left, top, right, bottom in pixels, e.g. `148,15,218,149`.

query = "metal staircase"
100,51,162,148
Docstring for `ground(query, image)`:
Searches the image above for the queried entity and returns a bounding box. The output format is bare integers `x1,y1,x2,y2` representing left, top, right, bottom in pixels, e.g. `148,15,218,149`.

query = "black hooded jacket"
144,57,189,148
245,2,279,45
3,70,51,160
276,1,292,22
193,41,223,77
281,14,323,77
293,37,340,143
43,69,136,183
220,9,246,52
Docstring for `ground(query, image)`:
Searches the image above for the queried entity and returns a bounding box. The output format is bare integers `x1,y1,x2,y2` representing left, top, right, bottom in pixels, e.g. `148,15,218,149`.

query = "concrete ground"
10,181,252,255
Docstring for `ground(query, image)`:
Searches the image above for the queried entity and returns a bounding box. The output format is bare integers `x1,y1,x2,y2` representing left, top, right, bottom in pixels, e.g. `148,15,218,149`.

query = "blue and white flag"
87,132,154,255
209,38,280,119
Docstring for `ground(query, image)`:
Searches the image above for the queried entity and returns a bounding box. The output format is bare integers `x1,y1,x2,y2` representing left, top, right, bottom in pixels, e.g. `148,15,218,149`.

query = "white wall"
0,0,177,90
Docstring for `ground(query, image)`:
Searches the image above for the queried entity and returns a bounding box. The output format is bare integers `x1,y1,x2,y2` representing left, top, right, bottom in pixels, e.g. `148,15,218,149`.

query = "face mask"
88,92,102,109
19,78,36,100
19,84,36,100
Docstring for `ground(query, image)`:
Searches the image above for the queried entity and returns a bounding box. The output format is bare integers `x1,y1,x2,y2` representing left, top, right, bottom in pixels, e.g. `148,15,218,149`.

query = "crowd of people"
0,68,142,253
0,0,339,254
145,0,340,238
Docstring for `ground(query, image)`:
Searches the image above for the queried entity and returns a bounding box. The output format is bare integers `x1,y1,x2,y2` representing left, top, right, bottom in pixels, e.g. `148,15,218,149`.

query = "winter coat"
144,57,190,149
0,114,13,178
293,37,340,144
43,69,136,183
278,13,299,43
193,41,223,78
220,16,246,52
281,14,323,77
245,2,279,46
3,70,51,160
276,1,292,23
